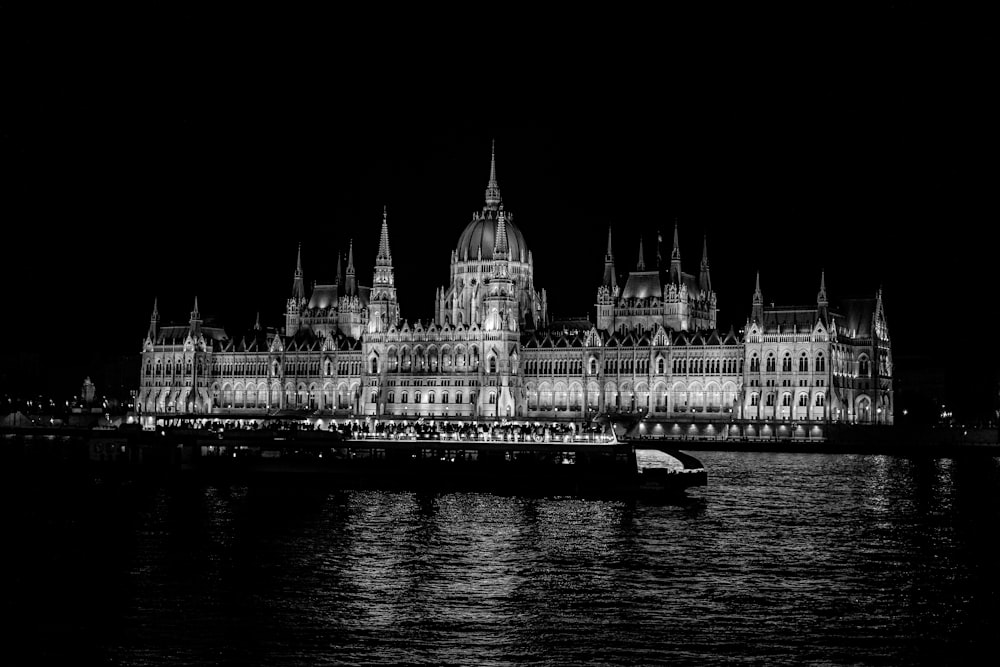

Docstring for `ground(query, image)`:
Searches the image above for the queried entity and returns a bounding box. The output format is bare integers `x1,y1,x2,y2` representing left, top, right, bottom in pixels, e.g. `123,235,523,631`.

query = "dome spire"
494,202,509,258
485,139,501,209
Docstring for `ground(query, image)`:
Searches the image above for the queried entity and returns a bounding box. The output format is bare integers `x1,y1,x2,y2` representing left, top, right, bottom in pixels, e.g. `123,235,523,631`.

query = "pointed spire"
817,270,828,306
189,297,201,335
637,235,646,271
377,206,392,264
335,249,342,284
254,311,261,331
669,219,683,284
291,243,306,302
699,235,712,294
345,239,357,297
603,226,618,291
148,297,159,339
484,140,501,209
752,271,764,323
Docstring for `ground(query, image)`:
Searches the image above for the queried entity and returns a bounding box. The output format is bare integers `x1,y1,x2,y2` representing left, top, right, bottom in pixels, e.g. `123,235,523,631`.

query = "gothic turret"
636,235,646,271
481,203,519,418
292,243,306,304
752,271,763,323
189,296,201,336
148,297,159,340
345,239,357,297
669,220,682,284
367,207,399,333
602,226,617,290
817,270,828,321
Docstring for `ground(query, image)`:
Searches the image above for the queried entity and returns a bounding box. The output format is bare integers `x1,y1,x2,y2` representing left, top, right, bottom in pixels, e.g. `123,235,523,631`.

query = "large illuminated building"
137,146,893,426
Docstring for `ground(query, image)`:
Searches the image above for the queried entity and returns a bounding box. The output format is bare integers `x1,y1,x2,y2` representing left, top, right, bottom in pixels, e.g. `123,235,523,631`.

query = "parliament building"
137,146,893,427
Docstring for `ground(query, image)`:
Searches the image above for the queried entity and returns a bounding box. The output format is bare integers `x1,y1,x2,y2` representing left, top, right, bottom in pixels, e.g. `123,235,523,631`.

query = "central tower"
436,142,548,331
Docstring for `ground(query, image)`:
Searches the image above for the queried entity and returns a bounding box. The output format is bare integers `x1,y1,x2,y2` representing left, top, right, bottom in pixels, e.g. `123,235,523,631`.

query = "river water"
7,451,1000,666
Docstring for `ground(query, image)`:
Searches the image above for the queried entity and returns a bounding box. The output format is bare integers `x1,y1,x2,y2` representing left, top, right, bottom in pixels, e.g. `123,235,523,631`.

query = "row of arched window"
748,392,826,407
145,359,204,377
671,358,741,375
749,352,827,374
519,357,742,377
383,391,475,404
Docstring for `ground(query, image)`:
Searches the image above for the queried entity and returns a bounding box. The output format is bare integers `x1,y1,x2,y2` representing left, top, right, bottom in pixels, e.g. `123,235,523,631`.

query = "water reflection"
5,452,1000,665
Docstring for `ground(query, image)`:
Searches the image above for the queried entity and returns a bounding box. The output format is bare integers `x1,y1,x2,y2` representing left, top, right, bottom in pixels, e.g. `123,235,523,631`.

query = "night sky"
2,6,993,418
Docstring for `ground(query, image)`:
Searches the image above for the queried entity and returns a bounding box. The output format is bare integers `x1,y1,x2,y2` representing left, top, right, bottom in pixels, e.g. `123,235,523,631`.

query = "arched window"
325,360,332,376
370,390,377,403
656,358,664,374
816,353,826,372
750,355,760,373
859,356,870,377
442,392,449,404
388,392,394,403
414,391,421,404
765,393,775,407
815,393,825,407
782,354,792,372
782,393,791,407
488,357,497,373
401,392,408,403
799,354,808,372
766,355,775,372
455,392,462,404
429,392,435,404
798,393,809,407
750,393,759,406
489,392,496,404
371,357,378,374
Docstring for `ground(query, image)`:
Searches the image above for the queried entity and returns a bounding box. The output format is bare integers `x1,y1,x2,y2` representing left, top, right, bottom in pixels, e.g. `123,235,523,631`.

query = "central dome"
455,209,528,262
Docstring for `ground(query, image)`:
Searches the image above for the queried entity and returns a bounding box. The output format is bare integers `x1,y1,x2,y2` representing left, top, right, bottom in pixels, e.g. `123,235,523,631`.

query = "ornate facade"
137,146,893,426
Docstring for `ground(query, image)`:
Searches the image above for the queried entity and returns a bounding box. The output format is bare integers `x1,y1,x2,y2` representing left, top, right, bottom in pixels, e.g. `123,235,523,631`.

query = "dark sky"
2,6,993,414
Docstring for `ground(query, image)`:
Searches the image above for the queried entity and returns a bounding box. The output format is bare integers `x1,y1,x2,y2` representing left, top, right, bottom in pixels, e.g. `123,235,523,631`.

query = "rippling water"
7,452,1000,665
